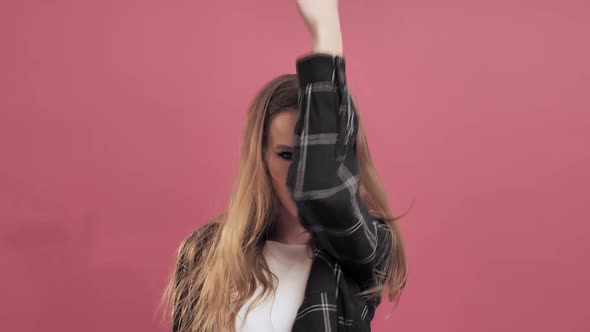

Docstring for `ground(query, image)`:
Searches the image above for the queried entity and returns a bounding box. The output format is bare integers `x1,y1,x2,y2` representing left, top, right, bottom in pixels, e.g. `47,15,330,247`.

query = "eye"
277,151,293,160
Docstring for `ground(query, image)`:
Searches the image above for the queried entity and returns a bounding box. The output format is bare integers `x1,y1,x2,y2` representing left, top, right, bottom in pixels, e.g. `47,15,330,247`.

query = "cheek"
267,155,298,214
267,155,289,188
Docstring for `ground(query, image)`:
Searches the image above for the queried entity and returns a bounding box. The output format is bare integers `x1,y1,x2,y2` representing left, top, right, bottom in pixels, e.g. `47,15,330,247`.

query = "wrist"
313,39,343,56
312,22,343,56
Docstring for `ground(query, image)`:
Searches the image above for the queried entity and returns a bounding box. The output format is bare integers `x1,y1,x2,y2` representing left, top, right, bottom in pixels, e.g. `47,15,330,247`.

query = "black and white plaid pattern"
287,53,392,332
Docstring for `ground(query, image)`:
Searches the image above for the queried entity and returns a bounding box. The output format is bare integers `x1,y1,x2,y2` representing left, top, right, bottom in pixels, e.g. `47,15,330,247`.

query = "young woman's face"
264,108,300,217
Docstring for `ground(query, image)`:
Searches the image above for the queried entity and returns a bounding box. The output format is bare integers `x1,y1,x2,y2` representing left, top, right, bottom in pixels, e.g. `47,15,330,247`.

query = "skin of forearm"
311,16,343,56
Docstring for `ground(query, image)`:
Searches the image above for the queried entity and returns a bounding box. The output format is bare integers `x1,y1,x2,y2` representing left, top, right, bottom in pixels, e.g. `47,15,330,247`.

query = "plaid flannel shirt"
287,53,392,332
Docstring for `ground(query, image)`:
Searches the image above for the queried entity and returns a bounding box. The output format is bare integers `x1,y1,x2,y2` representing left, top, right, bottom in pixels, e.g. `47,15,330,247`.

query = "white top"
235,240,314,332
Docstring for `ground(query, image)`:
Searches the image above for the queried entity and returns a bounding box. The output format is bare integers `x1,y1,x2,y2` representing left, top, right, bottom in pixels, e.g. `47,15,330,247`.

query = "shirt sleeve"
286,52,392,291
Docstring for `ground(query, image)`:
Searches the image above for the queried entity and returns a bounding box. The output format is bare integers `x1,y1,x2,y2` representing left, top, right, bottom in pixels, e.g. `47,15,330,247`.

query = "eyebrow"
274,144,294,150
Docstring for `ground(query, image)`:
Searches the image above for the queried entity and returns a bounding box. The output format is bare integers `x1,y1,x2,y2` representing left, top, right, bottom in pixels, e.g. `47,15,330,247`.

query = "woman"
161,0,408,331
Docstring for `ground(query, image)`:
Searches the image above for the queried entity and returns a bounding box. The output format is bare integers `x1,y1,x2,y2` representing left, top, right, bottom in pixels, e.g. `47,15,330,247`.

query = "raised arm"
287,0,391,291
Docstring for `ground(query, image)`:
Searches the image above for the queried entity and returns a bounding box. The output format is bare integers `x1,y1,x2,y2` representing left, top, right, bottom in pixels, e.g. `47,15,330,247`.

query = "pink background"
1,0,589,331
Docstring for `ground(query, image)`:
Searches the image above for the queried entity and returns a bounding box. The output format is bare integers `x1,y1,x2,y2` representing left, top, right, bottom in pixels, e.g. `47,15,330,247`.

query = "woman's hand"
296,0,343,56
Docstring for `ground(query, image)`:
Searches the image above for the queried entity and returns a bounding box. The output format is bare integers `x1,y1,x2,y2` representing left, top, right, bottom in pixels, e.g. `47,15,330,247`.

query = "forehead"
267,109,299,144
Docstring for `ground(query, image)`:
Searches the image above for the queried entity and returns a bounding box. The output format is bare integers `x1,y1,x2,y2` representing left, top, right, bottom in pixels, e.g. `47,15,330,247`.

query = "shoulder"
183,212,225,245
183,220,220,245
176,219,221,276
371,215,390,230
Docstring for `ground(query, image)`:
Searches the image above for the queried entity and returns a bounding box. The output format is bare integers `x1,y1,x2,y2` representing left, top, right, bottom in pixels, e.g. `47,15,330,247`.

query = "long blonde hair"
159,73,410,331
